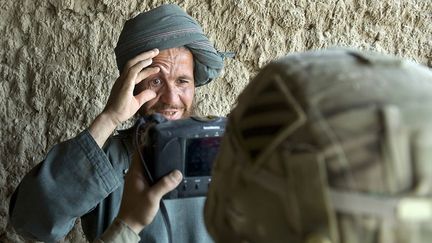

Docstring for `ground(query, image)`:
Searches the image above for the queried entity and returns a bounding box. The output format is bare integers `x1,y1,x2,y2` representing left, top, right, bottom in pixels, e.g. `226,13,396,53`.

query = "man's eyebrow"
178,75,193,80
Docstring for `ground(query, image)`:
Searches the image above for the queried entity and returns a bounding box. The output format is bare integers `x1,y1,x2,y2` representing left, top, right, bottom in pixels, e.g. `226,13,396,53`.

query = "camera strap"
134,116,173,243
134,117,155,184
159,200,173,243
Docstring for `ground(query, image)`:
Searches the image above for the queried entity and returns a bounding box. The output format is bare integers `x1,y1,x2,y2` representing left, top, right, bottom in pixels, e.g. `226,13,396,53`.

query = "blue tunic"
9,129,212,243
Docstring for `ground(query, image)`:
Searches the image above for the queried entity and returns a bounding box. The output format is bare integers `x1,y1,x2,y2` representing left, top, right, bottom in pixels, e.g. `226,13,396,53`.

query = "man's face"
136,47,195,120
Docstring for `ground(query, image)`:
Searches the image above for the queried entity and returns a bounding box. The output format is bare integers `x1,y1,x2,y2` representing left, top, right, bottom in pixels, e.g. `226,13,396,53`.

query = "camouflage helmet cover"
205,48,432,243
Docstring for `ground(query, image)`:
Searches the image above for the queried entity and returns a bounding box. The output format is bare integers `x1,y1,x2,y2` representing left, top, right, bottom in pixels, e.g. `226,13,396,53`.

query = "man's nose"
159,84,180,104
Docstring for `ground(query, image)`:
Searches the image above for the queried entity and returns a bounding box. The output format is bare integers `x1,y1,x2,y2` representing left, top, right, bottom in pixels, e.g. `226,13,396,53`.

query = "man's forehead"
150,48,194,77
157,47,192,56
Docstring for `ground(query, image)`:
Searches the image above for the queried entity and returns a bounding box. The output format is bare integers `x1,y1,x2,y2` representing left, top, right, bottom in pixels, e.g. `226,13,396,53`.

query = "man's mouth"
158,109,182,120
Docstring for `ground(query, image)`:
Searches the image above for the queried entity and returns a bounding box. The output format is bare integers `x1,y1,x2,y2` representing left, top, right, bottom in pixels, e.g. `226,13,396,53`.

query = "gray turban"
114,4,224,87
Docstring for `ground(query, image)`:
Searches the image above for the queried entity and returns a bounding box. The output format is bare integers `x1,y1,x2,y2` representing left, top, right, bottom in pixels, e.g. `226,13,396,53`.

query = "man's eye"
150,78,162,87
178,79,189,84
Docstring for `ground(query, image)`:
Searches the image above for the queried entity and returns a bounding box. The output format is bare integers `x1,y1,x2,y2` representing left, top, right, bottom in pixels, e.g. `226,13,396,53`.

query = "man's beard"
138,101,195,119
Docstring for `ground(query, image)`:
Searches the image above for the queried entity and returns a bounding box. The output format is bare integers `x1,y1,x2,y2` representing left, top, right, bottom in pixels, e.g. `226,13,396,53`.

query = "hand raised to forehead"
103,49,161,126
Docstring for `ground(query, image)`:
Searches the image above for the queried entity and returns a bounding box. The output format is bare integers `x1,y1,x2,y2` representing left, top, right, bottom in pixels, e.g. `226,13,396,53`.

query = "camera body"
137,114,226,199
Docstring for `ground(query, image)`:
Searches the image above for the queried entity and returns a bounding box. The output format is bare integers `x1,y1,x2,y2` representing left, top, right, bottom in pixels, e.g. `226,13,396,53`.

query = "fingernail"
170,170,182,182
153,48,159,53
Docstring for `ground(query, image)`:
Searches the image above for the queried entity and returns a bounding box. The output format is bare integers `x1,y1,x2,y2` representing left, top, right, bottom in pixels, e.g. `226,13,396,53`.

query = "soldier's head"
205,48,432,243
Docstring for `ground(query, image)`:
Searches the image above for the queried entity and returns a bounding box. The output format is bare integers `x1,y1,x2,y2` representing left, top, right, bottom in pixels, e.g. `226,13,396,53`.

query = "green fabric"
114,4,224,87
205,48,432,243
97,218,140,243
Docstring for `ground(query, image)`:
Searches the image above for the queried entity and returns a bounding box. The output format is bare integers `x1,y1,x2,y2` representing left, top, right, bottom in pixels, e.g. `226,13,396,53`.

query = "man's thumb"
150,170,183,200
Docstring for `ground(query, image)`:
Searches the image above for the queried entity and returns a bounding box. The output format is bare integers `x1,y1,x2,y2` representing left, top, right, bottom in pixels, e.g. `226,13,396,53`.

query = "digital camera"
135,114,226,199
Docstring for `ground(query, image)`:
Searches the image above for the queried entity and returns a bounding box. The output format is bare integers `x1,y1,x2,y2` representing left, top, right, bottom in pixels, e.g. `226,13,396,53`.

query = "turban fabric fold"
114,4,224,87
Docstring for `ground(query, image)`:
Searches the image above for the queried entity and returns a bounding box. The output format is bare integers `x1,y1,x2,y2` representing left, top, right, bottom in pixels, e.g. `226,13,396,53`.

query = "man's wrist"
89,112,119,148
99,110,122,127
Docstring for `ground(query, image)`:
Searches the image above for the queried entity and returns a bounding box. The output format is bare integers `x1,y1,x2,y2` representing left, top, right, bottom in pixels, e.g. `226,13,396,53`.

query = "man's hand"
89,49,160,147
103,49,161,125
117,153,183,234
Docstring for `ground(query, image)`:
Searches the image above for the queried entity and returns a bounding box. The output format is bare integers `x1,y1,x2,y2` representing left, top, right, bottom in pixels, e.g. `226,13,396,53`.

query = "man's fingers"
123,49,159,72
128,59,153,78
149,170,183,200
122,60,154,91
135,89,157,106
136,67,160,84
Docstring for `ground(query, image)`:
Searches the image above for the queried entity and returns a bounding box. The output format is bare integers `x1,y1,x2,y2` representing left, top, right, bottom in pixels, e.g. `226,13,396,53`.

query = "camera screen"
185,137,222,177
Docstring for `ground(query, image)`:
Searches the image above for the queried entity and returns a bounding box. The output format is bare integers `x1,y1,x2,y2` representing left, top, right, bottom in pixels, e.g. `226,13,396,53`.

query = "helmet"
205,48,432,243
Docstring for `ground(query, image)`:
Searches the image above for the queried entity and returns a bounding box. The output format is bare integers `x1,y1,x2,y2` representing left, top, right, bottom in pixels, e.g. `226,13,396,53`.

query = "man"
9,4,224,243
